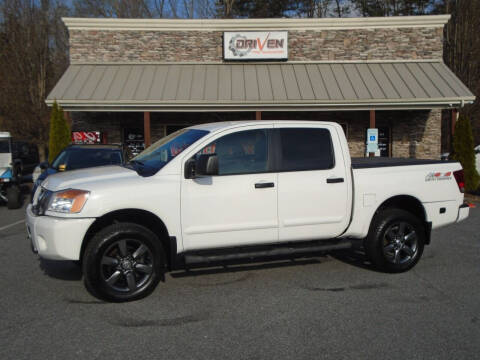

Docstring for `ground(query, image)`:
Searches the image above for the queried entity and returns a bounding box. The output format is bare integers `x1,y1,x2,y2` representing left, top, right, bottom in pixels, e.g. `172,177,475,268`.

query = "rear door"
275,124,350,242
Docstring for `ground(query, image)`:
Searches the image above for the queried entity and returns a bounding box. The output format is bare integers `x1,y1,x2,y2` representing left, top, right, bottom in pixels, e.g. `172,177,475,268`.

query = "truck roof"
188,120,340,133
67,144,123,150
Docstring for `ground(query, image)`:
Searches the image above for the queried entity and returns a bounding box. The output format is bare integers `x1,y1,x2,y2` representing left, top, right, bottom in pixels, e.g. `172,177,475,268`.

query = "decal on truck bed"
425,171,452,182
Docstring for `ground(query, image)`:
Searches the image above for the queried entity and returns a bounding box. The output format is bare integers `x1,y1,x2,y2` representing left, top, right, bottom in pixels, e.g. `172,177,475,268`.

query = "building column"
451,109,458,152
144,112,151,147
255,111,262,120
369,110,376,157
64,110,72,127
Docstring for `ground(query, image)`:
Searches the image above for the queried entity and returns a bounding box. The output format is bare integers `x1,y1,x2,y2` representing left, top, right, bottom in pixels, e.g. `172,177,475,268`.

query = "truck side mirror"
196,154,219,177
184,158,196,179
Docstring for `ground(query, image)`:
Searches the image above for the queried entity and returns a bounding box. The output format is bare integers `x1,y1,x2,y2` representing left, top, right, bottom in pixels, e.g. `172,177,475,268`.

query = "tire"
364,209,425,273
82,222,166,302
6,185,22,209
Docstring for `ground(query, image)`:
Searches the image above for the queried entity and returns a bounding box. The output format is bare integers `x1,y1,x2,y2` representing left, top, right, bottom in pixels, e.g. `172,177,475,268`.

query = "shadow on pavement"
329,248,378,272
39,259,82,281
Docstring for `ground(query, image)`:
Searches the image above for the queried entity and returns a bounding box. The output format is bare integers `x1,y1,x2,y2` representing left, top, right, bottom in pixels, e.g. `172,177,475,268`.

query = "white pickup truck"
27,121,469,302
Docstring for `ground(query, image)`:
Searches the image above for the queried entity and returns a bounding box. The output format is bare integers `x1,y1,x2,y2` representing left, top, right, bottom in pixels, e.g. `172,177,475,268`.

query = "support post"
144,112,151,148
64,111,72,127
255,111,262,121
451,109,458,135
369,110,376,157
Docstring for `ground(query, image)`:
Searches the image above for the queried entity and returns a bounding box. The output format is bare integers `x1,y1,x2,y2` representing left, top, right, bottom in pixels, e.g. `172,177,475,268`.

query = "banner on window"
72,131,101,144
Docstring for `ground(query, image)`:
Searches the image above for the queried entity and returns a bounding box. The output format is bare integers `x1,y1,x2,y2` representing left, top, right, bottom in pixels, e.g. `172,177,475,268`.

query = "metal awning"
46,61,475,111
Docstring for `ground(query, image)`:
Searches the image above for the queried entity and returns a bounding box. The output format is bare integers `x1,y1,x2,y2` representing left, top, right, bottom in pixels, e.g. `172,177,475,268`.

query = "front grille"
32,188,53,216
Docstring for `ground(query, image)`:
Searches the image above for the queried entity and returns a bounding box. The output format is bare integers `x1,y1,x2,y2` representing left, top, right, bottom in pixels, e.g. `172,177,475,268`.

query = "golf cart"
0,132,22,209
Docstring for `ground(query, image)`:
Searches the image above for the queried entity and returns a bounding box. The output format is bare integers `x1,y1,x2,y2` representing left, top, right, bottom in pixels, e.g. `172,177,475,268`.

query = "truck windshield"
52,148,123,171
129,128,209,176
0,139,11,153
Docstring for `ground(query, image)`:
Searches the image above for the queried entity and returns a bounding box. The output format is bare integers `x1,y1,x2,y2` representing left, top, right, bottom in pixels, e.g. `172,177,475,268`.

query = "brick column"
144,112,151,147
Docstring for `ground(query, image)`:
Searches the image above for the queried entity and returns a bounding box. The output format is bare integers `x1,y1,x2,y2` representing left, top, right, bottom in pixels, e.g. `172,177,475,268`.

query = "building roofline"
69,59,444,66
62,15,451,32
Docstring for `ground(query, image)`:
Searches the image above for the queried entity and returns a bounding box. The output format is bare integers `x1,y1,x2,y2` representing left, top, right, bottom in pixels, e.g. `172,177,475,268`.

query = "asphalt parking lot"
1,201,479,360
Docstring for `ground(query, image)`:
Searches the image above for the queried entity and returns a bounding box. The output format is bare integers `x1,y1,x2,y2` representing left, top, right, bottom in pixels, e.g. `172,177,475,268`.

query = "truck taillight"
453,169,465,193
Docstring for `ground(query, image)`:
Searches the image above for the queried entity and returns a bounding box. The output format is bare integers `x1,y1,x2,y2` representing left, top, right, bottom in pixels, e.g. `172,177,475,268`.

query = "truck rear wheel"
83,223,166,302
6,185,22,209
365,209,425,273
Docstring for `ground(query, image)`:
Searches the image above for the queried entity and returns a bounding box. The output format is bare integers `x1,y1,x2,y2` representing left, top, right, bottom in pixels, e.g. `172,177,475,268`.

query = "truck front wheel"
83,223,166,302
365,209,425,273
6,185,22,209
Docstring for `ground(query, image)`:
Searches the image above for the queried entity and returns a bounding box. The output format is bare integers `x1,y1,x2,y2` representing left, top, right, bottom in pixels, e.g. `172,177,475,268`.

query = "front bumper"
456,203,470,223
26,204,95,260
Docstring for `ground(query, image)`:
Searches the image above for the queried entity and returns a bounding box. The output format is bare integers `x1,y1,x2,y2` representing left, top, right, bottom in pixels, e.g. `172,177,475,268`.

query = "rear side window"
278,128,334,171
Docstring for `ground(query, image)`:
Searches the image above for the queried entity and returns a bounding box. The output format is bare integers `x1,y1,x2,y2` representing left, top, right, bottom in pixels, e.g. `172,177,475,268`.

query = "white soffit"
63,15,451,32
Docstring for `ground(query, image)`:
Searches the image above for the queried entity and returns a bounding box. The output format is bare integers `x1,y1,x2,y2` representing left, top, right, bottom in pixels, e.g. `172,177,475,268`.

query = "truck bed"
351,157,456,169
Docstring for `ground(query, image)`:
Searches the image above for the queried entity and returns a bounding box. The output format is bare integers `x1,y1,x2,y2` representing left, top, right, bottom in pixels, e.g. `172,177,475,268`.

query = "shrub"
48,101,71,163
452,114,480,192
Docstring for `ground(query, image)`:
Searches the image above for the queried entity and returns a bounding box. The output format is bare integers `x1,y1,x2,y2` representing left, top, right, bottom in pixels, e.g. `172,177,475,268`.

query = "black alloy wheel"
100,238,154,293
83,223,165,302
365,209,425,273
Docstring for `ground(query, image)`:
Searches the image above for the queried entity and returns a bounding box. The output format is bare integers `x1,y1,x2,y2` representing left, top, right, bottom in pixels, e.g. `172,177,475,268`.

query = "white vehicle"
27,121,469,302
0,132,22,209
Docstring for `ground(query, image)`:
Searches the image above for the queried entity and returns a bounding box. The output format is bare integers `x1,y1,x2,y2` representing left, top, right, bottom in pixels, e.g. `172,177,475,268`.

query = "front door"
181,125,278,251
275,125,351,242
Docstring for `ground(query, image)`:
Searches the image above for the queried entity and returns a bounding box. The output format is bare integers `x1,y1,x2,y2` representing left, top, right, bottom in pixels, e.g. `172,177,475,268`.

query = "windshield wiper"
129,159,145,167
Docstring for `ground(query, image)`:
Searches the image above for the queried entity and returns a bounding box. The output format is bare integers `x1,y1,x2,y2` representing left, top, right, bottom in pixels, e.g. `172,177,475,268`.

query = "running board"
184,239,352,265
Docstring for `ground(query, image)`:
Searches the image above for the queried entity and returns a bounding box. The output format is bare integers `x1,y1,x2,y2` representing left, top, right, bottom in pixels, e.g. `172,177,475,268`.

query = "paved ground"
0,200,479,360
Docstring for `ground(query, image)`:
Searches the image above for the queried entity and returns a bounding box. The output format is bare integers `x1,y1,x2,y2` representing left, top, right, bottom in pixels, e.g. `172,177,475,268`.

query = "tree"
0,0,69,160
351,0,434,16
48,101,71,163
216,0,299,18
452,115,480,192
433,0,480,147
73,0,154,18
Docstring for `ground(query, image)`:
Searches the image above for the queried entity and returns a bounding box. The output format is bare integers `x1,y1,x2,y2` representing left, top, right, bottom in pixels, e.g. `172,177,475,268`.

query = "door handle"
255,182,275,189
326,177,344,184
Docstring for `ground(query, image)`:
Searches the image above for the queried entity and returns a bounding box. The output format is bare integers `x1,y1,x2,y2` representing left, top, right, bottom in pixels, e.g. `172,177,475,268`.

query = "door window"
199,129,269,175
278,128,334,171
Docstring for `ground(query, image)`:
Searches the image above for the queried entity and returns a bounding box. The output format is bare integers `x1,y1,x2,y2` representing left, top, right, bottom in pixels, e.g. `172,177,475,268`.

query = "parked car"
31,144,131,197
27,121,469,302
0,132,39,209
12,141,40,177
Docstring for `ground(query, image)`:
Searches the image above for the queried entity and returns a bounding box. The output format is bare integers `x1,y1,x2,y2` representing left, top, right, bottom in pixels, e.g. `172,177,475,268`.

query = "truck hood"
42,165,139,191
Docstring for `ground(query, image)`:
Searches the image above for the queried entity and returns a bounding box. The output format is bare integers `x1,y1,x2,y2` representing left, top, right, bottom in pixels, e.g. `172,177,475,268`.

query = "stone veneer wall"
69,27,443,63
72,110,441,159
262,110,441,159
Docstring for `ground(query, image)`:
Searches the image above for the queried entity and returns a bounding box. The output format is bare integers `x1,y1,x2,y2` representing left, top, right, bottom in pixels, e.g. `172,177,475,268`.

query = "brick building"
48,15,475,158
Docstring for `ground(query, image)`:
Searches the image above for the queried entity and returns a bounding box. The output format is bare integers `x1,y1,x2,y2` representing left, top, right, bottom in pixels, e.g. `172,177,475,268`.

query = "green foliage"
48,101,71,163
452,114,480,192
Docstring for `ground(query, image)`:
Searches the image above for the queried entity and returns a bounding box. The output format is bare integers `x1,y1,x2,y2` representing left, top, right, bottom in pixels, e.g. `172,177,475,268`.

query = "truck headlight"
47,189,90,214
